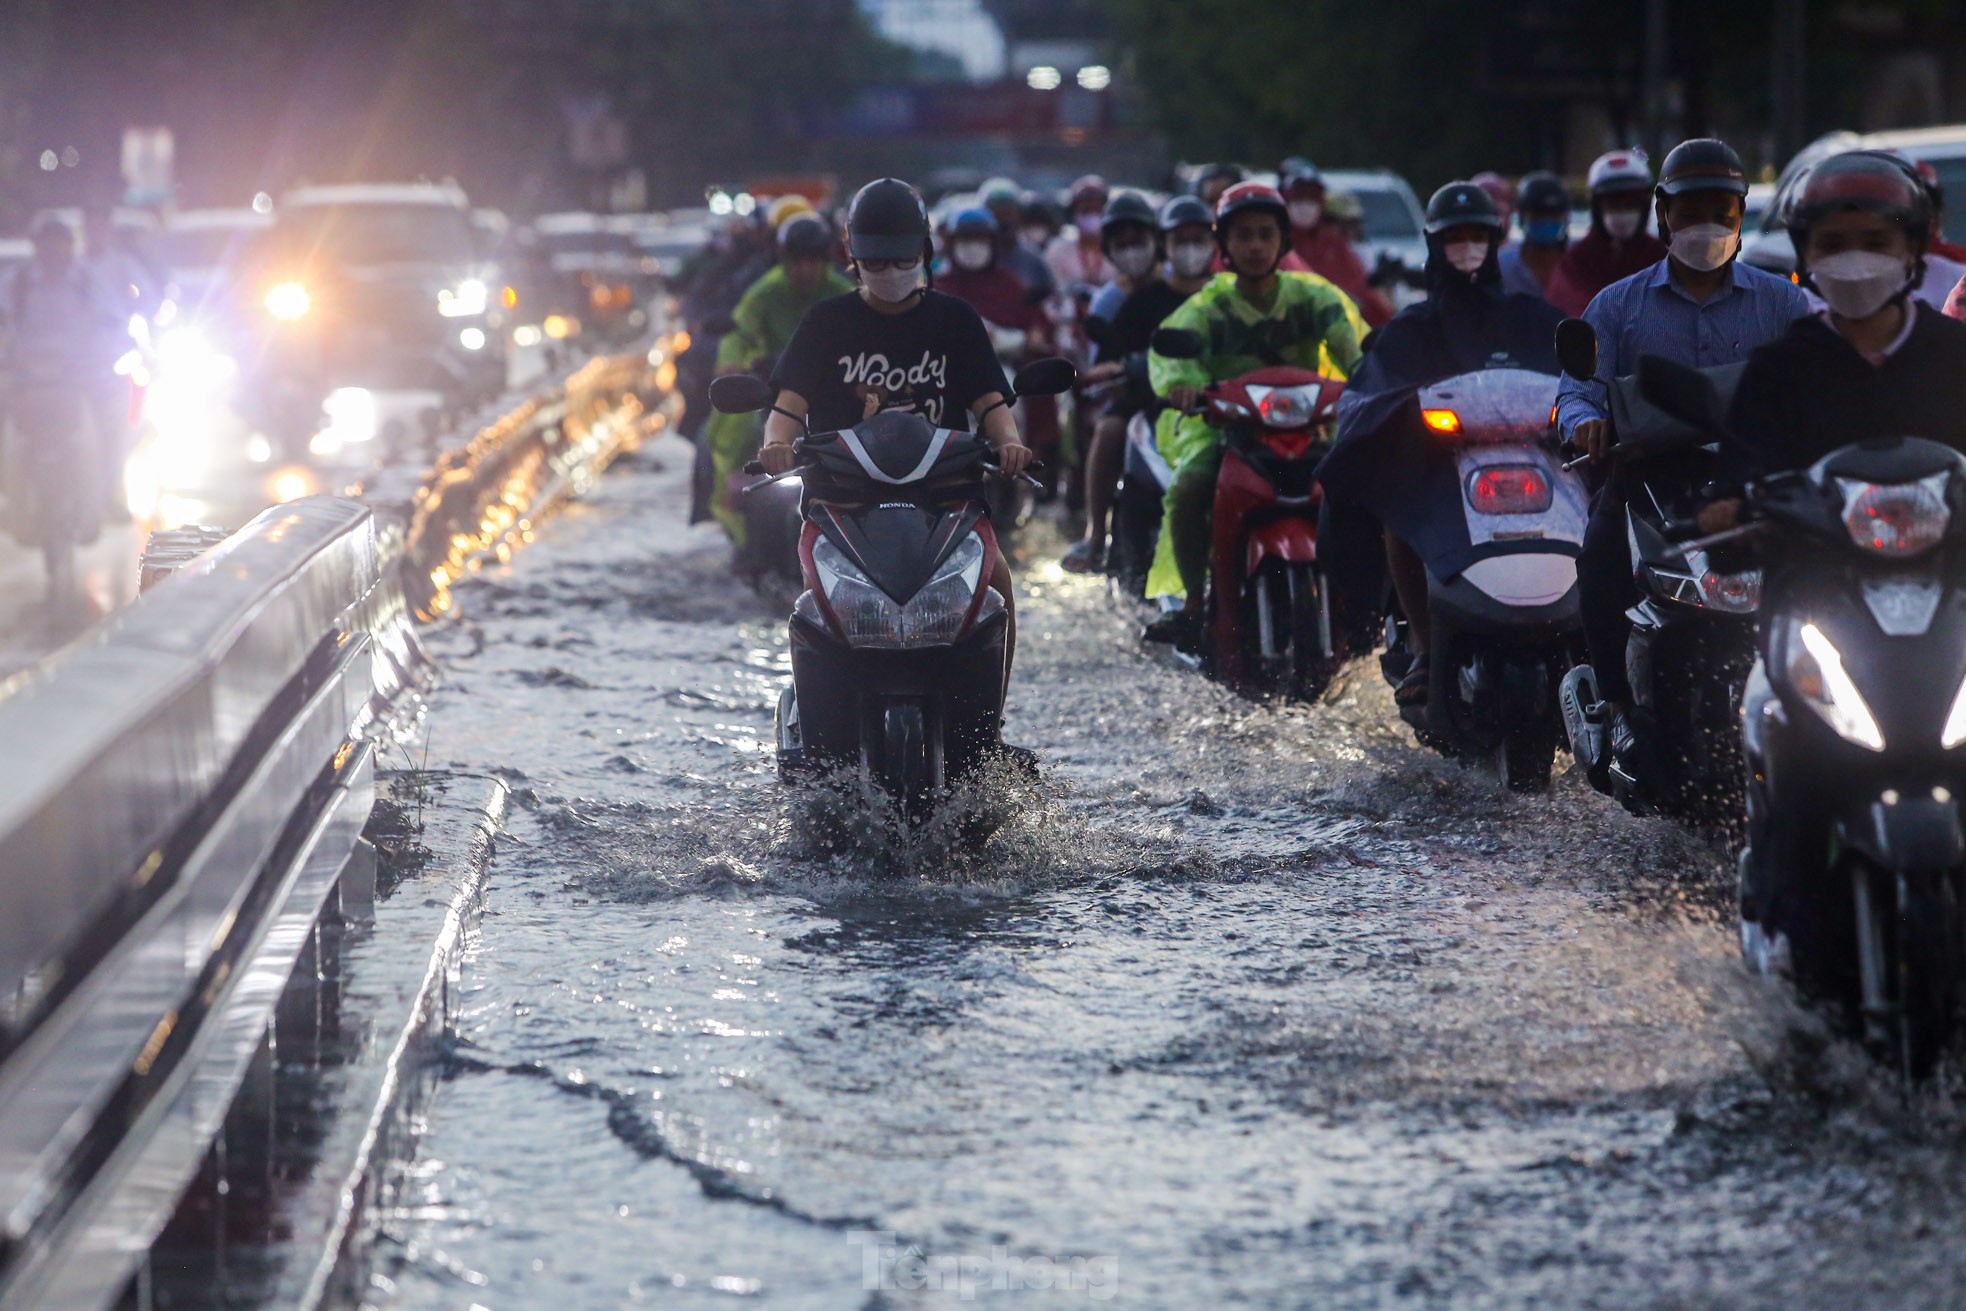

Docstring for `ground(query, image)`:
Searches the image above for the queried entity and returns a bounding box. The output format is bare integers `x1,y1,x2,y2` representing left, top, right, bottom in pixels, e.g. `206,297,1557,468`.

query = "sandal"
1394,656,1431,707
1061,540,1104,574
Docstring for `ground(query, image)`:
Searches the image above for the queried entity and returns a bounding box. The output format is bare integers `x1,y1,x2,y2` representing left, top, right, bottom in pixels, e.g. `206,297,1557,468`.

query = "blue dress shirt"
1554,257,1813,442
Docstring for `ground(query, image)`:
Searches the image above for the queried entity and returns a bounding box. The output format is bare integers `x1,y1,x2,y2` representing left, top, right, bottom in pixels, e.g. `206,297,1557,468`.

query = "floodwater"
372,438,1966,1310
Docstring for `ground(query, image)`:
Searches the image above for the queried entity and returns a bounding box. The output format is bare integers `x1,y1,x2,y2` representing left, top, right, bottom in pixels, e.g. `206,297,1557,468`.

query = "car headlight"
812,532,986,648
439,278,488,318
265,282,310,321
1786,619,1884,751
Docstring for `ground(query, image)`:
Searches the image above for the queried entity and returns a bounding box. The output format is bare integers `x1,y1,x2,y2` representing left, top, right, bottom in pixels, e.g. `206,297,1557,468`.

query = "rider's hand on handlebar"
758,441,799,476
994,442,1034,477
1165,385,1203,414
1084,361,1125,384
1696,498,1743,535
1573,418,1611,462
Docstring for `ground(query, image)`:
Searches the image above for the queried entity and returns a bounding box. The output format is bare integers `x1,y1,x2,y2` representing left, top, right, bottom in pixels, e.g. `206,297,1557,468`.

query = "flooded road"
376,436,1966,1310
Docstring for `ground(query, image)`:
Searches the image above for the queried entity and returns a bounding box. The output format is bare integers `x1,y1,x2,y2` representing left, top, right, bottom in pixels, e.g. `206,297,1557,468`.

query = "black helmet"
845,177,929,263
1100,190,1157,239
777,212,833,259
1515,171,1569,217
1020,194,1064,231
1424,181,1503,234
1788,150,1932,254
1278,157,1323,193
1657,138,1749,199
1195,162,1245,195
1158,194,1214,233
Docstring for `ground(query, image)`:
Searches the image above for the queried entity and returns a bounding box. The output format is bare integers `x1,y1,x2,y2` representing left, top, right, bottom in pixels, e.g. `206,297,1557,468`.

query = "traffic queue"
678,135,1966,1083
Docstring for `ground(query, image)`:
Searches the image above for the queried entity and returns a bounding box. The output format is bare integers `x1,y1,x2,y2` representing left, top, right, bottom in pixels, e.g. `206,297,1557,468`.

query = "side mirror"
1636,355,1727,434
1012,356,1077,398
1151,327,1206,360
709,373,775,415
1554,317,1598,382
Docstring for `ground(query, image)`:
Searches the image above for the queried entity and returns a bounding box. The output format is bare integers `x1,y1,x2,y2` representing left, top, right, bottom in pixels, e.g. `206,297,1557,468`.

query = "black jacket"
1727,303,1966,477
1343,238,1566,398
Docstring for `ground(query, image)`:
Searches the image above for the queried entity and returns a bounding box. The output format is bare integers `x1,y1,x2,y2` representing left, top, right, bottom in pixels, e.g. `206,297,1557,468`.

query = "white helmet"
1586,149,1653,198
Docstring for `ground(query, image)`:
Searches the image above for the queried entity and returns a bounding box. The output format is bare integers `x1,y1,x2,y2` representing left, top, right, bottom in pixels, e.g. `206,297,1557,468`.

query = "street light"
1027,66,1062,91
1076,65,1111,92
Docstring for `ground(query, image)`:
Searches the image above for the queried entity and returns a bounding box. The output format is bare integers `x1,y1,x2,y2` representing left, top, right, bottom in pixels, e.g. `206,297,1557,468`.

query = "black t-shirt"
1727,304,1966,477
772,289,1010,433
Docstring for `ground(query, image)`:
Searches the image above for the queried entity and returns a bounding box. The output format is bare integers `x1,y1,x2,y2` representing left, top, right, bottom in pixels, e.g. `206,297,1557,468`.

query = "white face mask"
861,261,923,305
1287,200,1323,230
950,240,993,273
1110,242,1156,280
1169,240,1215,279
1075,213,1103,238
1810,249,1911,320
1022,225,1051,249
1669,222,1738,273
1603,209,1643,240
1444,240,1489,274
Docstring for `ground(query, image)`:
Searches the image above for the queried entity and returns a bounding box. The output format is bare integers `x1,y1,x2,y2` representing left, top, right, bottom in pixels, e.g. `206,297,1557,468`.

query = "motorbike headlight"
439,278,489,318
1246,383,1324,429
265,281,310,321
1839,474,1950,559
1944,671,1966,749
1694,568,1762,613
812,532,986,648
1786,619,1884,751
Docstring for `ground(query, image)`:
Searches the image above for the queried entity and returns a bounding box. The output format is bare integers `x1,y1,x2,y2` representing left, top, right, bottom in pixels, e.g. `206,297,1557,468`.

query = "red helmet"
1068,173,1110,210
1788,150,1931,254
1215,181,1289,231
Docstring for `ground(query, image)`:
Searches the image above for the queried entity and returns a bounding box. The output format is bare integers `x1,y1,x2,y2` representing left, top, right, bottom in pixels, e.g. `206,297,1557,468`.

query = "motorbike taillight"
1467,465,1552,515
1259,428,1315,461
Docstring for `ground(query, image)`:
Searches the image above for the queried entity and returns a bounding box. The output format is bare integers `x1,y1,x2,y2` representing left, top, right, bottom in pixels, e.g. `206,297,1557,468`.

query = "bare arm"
757,389,809,474
971,392,1032,476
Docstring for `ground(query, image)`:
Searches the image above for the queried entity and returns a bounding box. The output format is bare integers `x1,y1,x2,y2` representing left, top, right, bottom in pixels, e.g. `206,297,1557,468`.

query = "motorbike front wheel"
873,702,942,821
1284,564,1331,702
1496,733,1556,793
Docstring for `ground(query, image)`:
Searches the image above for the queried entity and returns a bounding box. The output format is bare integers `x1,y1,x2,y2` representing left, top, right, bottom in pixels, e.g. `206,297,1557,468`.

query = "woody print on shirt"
840,348,952,424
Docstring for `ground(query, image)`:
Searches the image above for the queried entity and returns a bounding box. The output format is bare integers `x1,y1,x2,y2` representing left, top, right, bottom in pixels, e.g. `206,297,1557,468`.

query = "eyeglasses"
857,257,921,273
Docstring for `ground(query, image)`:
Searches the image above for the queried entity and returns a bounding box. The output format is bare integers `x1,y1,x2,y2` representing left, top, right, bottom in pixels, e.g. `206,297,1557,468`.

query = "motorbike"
709,357,1076,820
1364,367,1587,790
1551,320,1760,828
1646,358,1966,1079
1153,328,1346,700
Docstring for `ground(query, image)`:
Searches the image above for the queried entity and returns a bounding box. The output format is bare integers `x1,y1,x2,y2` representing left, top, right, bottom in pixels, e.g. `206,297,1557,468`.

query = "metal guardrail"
0,327,680,1309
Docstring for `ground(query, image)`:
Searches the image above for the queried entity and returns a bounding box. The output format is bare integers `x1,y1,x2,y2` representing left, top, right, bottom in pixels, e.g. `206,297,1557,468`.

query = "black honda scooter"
709,358,1075,820
1645,358,1966,1081
1553,320,1760,828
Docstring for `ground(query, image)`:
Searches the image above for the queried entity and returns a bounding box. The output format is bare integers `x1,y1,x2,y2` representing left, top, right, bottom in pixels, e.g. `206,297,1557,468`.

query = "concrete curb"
269,771,507,1310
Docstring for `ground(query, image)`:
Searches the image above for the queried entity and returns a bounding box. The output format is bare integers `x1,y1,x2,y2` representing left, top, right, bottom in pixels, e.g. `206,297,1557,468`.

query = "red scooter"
1156,329,1345,699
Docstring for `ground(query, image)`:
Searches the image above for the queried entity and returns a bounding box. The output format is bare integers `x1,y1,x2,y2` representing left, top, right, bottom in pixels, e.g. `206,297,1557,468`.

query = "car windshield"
277,203,474,265
537,229,637,257
164,227,256,270
1353,188,1419,239
1928,158,1966,244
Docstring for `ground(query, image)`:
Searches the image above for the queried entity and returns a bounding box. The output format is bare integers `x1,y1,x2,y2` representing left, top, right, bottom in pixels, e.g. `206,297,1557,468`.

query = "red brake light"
1468,464,1552,514
1422,408,1461,435
1260,428,1314,460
